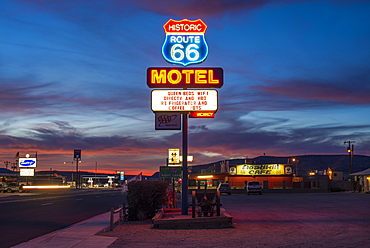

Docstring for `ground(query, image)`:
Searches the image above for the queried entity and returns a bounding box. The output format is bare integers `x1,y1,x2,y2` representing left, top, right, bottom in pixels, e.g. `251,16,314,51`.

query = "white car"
217,183,231,195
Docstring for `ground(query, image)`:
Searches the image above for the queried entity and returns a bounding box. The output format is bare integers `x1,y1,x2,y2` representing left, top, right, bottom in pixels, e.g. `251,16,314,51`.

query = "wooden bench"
190,190,221,218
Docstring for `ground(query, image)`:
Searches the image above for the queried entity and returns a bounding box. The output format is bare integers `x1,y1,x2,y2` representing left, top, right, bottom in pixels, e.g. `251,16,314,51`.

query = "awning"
350,168,370,176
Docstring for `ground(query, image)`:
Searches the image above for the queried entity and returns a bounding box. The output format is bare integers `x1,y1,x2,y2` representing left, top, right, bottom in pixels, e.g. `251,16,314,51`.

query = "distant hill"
0,168,17,175
190,155,370,177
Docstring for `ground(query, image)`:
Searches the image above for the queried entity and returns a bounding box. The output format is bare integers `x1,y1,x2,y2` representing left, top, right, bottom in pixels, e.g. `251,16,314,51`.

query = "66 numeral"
170,44,200,61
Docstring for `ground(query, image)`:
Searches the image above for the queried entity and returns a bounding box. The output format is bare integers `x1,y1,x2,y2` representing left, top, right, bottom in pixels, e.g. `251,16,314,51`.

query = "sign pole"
181,112,189,215
73,149,81,189
75,158,79,189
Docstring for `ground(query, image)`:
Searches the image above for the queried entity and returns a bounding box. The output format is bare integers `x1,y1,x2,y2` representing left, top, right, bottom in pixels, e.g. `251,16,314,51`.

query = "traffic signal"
347,147,351,153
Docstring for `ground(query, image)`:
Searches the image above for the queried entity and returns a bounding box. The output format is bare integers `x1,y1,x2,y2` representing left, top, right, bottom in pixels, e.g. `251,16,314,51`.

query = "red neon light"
163,19,207,34
189,111,215,118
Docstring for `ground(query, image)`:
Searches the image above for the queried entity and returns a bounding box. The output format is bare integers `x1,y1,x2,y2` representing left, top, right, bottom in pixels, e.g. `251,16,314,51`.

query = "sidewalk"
12,212,116,248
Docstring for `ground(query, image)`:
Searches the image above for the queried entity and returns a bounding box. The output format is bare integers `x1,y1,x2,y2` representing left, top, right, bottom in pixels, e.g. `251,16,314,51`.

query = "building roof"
350,168,370,176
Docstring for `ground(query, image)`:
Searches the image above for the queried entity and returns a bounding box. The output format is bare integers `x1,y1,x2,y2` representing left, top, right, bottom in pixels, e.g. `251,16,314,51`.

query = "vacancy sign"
151,89,218,112
189,111,215,118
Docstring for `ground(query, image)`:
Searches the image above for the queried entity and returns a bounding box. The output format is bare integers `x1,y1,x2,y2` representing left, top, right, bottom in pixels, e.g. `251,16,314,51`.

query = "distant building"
0,168,18,182
350,168,370,193
189,162,295,190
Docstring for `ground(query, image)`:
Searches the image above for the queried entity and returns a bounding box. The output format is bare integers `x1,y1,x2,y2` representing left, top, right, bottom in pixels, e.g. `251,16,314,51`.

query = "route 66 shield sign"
162,19,209,66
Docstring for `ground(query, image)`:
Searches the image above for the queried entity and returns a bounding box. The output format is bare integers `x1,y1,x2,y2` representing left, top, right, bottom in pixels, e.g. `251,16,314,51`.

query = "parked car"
0,182,23,193
247,181,262,195
217,183,231,195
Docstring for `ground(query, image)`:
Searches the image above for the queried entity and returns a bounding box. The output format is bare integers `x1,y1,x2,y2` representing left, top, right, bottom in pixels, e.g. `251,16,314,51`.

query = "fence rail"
110,205,126,231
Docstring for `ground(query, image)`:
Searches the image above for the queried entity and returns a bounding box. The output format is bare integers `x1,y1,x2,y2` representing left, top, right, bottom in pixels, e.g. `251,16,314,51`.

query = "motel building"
188,162,296,190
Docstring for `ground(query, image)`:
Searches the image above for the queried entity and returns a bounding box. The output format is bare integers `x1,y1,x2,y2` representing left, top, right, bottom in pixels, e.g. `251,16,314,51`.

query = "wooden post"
216,191,221,216
192,191,196,218
119,205,123,224
110,208,114,231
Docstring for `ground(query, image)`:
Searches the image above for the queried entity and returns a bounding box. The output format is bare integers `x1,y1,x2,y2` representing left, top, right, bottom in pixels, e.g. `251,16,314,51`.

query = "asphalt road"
104,192,370,248
0,189,125,248
222,192,370,247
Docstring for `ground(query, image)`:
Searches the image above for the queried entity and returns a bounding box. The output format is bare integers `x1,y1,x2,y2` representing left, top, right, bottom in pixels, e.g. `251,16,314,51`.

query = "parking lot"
103,192,370,248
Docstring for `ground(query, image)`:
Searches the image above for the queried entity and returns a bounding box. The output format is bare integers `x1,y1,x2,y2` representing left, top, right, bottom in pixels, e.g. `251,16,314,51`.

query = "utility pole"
3,161,11,170
11,162,17,171
95,162,97,187
343,141,355,180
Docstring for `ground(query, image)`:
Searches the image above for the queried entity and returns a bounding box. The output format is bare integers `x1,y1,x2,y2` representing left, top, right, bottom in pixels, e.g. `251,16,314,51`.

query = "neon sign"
162,19,208,66
235,164,293,176
147,67,223,88
189,111,215,118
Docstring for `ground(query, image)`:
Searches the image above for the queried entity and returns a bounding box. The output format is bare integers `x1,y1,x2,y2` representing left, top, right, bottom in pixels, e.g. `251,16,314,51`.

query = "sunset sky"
1,0,369,175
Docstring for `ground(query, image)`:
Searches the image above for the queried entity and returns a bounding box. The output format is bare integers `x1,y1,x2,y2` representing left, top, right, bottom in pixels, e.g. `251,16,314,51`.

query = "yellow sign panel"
168,148,180,164
236,164,288,176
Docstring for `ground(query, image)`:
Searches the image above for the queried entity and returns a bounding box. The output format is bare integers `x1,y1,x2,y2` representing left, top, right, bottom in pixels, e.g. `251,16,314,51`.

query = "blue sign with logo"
162,19,208,67
19,158,37,167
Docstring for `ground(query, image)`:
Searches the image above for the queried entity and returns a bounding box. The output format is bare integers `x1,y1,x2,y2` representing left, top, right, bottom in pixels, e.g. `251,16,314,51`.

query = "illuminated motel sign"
162,19,208,66
147,19,223,117
151,89,218,112
150,19,223,214
147,67,223,88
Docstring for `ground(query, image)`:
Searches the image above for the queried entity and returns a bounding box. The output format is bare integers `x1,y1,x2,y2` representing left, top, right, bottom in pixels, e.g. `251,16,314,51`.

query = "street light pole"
344,141,355,181
287,158,298,176
75,158,79,189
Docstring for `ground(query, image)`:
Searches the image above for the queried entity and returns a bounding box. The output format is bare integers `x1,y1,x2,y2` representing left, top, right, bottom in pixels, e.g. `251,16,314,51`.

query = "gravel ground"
98,192,370,248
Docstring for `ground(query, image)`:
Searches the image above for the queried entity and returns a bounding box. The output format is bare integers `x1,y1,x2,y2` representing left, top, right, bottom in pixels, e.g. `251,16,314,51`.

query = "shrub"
126,180,168,220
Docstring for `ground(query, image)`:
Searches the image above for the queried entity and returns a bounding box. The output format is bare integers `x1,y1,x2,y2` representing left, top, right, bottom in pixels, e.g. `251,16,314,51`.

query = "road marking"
41,203,53,206
75,198,83,201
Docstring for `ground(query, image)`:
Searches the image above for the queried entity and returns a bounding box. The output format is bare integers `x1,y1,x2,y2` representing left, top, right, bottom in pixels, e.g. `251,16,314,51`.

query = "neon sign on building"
162,19,208,66
235,164,293,176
